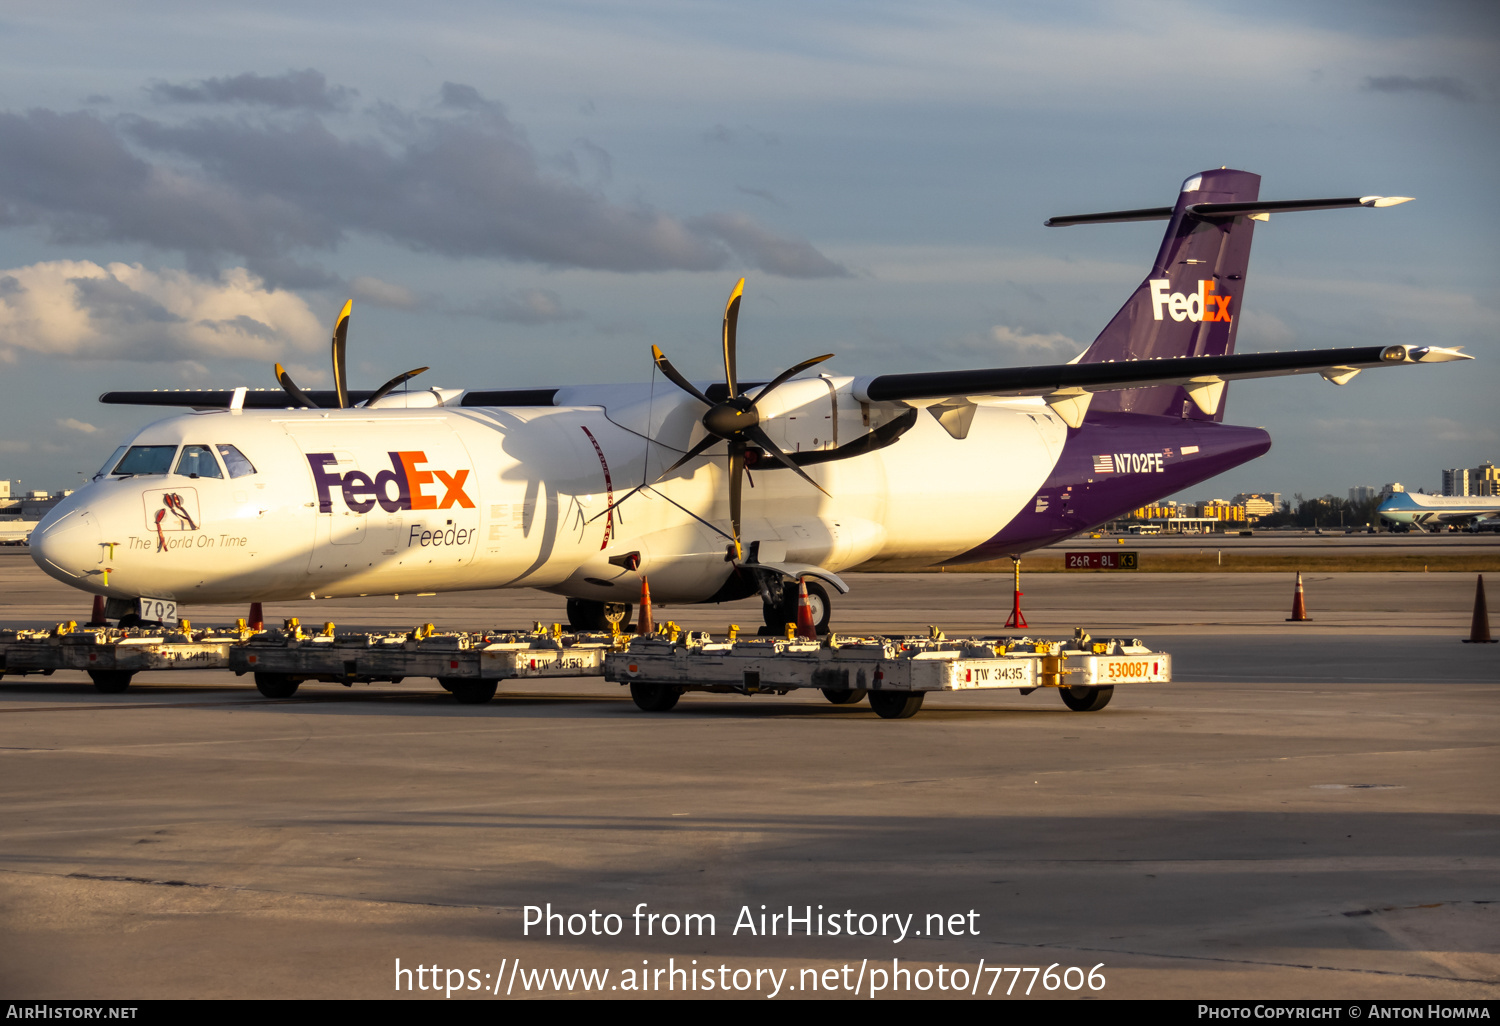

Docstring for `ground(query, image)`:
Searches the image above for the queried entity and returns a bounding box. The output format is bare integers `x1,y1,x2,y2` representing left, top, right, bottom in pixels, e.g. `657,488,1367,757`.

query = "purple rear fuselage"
955,411,1270,561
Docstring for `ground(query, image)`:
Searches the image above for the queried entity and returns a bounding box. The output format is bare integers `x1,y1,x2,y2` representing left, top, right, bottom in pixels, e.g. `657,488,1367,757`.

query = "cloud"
148,69,355,111
0,260,323,362
1363,75,1476,102
987,325,1083,364
469,288,573,324
0,82,843,282
57,418,97,434
689,212,848,278
735,185,782,206
349,275,420,310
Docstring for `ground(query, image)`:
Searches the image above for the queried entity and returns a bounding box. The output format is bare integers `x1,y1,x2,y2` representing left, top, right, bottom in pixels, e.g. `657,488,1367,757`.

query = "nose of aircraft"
31,503,103,585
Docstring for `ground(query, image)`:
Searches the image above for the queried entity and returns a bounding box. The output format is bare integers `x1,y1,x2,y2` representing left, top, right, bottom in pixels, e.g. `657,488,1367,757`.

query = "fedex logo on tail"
307,451,475,514
1149,279,1233,323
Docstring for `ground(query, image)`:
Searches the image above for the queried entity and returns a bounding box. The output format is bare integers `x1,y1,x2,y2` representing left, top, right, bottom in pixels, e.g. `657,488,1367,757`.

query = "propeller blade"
651,345,713,406
751,352,835,406
331,299,352,409
727,442,745,558
274,363,320,409
363,367,429,407
745,424,830,497
722,277,744,399
658,433,720,478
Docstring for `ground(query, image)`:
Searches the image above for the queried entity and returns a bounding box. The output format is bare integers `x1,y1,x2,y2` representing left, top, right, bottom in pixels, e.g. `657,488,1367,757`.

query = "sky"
0,0,1495,502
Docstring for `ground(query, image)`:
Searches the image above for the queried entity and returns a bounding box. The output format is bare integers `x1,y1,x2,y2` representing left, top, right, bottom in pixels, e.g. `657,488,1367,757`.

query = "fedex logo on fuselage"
1149,279,1232,323
307,451,475,514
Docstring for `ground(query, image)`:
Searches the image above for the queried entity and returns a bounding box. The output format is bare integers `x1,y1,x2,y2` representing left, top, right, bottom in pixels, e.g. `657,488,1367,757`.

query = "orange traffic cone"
86,595,109,627
1463,574,1495,644
247,601,264,631
637,577,654,636
1286,572,1311,622
795,577,817,639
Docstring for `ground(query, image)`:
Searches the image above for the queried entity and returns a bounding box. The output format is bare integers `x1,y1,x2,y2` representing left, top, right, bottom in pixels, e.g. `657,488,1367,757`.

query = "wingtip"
1361,196,1415,208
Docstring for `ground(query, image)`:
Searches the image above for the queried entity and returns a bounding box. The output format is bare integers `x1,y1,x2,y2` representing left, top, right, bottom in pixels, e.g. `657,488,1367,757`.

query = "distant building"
1477,462,1499,498
1193,499,1246,522
1444,463,1499,497
0,480,10,499
1349,485,1378,504
1382,482,1405,498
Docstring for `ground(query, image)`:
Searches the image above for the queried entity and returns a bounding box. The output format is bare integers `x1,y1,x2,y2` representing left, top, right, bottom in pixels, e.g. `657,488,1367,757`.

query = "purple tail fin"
1080,168,1260,421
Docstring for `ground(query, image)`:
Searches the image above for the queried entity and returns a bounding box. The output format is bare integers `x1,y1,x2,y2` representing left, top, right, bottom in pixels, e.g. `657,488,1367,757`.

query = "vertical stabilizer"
1080,169,1260,420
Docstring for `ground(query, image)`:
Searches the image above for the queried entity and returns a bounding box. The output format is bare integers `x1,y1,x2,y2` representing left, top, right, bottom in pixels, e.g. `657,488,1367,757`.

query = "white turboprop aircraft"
30,170,1470,641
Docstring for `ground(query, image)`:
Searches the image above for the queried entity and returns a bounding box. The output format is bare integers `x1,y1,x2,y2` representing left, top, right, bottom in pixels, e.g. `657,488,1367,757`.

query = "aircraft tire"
821,687,867,705
630,682,680,712
89,670,132,694
566,599,633,632
868,690,924,719
117,613,142,629
1060,685,1114,712
764,581,832,635
254,672,300,699
445,679,498,704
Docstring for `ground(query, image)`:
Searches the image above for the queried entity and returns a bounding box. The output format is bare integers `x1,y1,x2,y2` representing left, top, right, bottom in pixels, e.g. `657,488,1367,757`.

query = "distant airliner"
1378,492,1500,530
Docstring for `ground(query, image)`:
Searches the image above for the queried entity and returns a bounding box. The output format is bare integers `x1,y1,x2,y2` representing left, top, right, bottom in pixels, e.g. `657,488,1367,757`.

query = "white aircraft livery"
30,169,1471,632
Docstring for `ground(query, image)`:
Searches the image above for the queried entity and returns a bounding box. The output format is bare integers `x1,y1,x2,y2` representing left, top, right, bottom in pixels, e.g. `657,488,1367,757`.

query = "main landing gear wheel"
630,683,681,712
763,580,831,635
443,678,498,704
821,687,866,705
868,690,925,719
88,670,133,694
566,598,633,632
254,672,300,699
1060,685,1114,712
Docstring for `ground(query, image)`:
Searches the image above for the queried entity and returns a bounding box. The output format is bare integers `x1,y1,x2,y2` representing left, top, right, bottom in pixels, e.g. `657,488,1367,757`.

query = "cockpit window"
175,444,223,479
94,445,128,479
111,445,178,476
215,443,257,479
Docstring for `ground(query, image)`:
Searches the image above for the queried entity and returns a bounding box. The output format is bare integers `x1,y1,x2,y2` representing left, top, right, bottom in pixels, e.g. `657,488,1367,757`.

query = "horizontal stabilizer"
1046,195,1412,227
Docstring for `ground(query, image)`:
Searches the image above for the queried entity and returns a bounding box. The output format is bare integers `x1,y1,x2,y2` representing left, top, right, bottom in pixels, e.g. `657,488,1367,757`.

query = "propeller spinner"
274,299,430,409
651,278,834,559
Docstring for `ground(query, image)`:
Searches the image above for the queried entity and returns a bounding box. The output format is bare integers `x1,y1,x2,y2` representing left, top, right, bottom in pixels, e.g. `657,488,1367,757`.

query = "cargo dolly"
230,621,618,702
604,627,1171,719
0,622,239,693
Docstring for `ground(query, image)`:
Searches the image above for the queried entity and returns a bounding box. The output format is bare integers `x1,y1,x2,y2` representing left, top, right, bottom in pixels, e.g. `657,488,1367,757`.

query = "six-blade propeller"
274,300,430,409
651,278,834,558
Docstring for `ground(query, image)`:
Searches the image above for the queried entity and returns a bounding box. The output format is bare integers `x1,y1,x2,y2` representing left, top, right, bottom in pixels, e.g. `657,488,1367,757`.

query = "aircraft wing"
852,344,1471,426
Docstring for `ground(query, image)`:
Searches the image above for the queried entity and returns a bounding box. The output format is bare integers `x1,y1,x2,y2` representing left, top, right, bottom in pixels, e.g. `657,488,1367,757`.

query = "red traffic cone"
86,594,109,627
1463,574,1495,644
247,601,264,631
637,577,654,636
1286,572,1311,622
795,577,817,639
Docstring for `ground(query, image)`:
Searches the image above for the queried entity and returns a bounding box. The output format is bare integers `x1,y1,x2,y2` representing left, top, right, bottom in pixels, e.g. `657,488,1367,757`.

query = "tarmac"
0,546,1495,1000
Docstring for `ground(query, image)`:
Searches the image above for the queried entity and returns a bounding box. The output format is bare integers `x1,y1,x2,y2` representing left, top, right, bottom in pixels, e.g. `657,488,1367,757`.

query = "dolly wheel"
88,670,133,694
630,682,681,712
1060,685,1114,711
821,687,867,705
869,690,925,719
254,672,300,699
444,679,498,704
